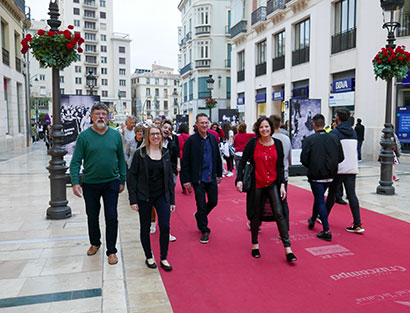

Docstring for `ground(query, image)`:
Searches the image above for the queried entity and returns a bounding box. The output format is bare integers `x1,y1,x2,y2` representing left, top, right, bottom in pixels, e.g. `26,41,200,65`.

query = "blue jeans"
193,180,218,234
83,179,120,256
326,174,361,225
357,140,363,160
138,195,170,260
309,181,330,232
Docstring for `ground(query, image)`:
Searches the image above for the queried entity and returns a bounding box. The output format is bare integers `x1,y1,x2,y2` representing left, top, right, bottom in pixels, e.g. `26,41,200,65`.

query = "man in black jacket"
181,113,223,244
354,118,365,161
301,114,344,241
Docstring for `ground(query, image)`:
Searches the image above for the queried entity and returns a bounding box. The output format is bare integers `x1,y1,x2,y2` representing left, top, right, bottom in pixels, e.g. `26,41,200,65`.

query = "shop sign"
255,93,266,103
329,91,355,107
332,78,354,93
272,90,284,101
237,96,245,105
292,86,309,99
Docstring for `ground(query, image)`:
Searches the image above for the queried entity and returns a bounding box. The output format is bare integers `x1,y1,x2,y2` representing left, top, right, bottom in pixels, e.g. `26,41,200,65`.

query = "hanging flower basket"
21,25,84,70
205,97,217,109
372,45,410,81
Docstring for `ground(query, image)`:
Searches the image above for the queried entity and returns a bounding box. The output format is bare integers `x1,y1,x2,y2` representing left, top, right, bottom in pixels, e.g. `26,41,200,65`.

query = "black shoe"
200,233,209,244
307,218,315,230
252,249,261,258
335,198,347,205
145,259,157,269
160,261,173,271
317,231,332,241
286,252,297,262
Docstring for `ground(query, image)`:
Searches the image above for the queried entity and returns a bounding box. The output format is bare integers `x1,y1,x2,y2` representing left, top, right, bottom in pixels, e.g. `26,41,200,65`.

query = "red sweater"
178,133,190,158
234,133,256,153
254,140,278,188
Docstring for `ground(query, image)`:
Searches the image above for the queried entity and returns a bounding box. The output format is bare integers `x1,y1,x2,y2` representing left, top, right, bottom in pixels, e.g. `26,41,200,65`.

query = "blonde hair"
139,125,163,156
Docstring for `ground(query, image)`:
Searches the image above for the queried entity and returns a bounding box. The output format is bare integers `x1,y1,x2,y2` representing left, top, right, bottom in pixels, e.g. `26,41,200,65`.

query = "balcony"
15,57,21,73
84,14,97,21
272,55,285,72
83,0,97,8
237,70,245,82
84,59,99,66
84,37,98,43
13,0,25,13
186,31,192,42
292,46,309,66
195,25,211,35
255,62,267,77
2,48,9,66
251,6,267,26
231,20,247,39
84,26,98,32
84,48,98,55
267,0,285,16
195,59,210,68
398,13,410,37
180,37,187,47
225,25,231,35
180,63,192,75
331,28,356,54
225,59,231,68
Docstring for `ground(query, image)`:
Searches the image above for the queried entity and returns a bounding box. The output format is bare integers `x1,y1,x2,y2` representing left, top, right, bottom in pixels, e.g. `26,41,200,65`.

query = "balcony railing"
267,0,285,15
83,0,97,8
272,55,285,72
292,46,309,66
198,91,210,99
195,59,210,68
13,0,25,13
225,25,231,35
186,31,192,41
251,6,267,25
398,13,410,37
195,25,211,35
180,63,192,75
231,20,247,39
331,28,356,54
180,37,187,47
2,48,9,66
15,57,21,73
225,59,231,68
255,62,267,76
237,70,245,82
84,14,97,20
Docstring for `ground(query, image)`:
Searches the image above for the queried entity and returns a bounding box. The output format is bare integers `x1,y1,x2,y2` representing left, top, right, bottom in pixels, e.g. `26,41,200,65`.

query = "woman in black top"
127,125,175,271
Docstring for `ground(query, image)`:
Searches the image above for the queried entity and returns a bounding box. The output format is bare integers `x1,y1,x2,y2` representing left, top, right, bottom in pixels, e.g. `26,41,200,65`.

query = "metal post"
46,1,72,219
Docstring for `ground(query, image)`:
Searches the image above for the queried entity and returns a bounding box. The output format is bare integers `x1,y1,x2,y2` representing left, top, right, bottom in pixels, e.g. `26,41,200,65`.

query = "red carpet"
150,177,410,313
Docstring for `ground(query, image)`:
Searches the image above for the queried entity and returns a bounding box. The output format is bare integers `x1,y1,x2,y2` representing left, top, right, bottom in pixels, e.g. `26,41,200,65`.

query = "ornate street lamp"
206,74,215,98
86,69,96,96
46,0,71,219
376,0,404,195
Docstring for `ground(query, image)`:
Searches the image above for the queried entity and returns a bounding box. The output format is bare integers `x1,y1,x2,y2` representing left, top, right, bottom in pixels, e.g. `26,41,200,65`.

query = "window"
76,89,82,95
60,76,64,83
198,40,210,59
119,46,125,53
146,88,151,96
146,100,151,110
39,74,46,81
101,56,107,63
164,79,168,85
146,77,150,84
332,0,356,53
164,100,168,110
164,88,168,97
256,40,266,65
100,0,106,7
84,10,95,18
85,44,96,52
101,68,107,74
84,21,95,29
86,67,97,74
85,55,97,63
155,78,159,85
102,90,108,97
75,77,82,84
73,8,80,15
119,69,126,75
119,79,126,86
101,45,107,52
100,11,106,19
155,88,159,97
75,66,81,73
85,33,96,40
73,0,79,2
198,7,209,24
120,91,126,98
274,31,285,58
293,18,310,65
74,20,80,27
119,57,126,64
100,23,107,30
101,34,107,41
101,79,108,85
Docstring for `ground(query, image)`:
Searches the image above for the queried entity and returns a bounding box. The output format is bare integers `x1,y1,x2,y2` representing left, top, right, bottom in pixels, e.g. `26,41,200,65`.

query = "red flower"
71,38,77,45
398,55,404,61
64,30,72,39
74,33,81,39
47,31,54,37
25,34,32,41
78,38,84,45
38,29,45,36
66,43,73,50
377,60,382,64
388,56,393,61
383,52,388,57
58,30,63,34
77,47,83,53
68,25,74,30
375,54,380,59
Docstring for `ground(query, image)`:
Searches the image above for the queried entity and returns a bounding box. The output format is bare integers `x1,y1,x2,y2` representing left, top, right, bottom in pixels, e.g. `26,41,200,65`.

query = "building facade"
28,0,132,116
0,0,28,153
230,0,410,161
178,0,232,125
131,64,181,122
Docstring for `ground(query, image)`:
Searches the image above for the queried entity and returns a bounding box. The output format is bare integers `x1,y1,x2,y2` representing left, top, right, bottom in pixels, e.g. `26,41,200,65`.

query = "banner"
218,109,239,125
397,106,410,144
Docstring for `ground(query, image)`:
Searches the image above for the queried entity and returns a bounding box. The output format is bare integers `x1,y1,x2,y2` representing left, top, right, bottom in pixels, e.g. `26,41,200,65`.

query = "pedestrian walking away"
181,113,223,244
354,118,365,162
326,108,365,233
236,117,297,262
301,114,344,242
70,103,127,265
127,125,175,271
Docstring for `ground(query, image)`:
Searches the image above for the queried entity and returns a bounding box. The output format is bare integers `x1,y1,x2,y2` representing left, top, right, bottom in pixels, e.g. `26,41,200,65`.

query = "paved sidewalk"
0,143,409,312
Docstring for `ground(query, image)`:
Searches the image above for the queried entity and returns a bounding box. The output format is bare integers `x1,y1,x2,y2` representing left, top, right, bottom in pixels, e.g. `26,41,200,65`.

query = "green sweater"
70,127,127,185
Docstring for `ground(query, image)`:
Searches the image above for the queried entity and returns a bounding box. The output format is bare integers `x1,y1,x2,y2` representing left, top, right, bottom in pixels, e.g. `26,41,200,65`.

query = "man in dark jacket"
354,118,365,161
181,113,223,244
301,114,344,241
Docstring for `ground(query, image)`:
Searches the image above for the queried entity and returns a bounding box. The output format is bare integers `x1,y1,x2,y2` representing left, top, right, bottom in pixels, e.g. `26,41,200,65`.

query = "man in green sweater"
70,103,127,265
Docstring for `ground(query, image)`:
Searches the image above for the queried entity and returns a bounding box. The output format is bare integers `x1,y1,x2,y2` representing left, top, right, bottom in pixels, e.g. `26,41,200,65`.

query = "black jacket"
354,123,365,141
300,129,344,181
165,134,180,175
235,137,285,221
180,131,223,184
127,147,175,205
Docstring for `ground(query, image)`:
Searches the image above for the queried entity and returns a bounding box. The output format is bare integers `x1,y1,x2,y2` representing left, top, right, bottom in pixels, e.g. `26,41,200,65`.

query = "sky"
25,0,181,73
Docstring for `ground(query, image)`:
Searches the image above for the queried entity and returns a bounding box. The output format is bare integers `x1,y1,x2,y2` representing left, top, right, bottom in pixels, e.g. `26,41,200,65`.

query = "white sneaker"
226,172,234,177
169,234,176,242
150,222,156,234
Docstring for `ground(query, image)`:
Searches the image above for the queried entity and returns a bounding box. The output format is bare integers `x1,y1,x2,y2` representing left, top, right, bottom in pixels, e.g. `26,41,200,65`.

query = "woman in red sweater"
235,117,296,262
177,123,191,194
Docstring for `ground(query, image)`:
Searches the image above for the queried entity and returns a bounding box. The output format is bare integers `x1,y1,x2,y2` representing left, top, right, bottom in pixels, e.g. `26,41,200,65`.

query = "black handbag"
242,161,253,192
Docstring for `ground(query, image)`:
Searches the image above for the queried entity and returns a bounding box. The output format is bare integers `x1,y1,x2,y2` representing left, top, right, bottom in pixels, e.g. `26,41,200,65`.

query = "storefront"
329,78,355,117
237,92,245,122
256,88,267,117
397,72,410,153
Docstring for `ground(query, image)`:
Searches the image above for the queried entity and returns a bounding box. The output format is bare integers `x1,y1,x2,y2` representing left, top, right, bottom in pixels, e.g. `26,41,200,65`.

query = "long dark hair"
253,117,274,137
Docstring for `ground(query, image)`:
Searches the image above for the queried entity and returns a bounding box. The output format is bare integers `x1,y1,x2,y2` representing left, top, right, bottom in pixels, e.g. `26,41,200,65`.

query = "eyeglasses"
93,112,107,117
150,133,161,137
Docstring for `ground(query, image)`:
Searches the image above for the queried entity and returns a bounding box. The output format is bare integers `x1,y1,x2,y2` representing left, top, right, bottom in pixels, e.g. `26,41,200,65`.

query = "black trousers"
252,183,290,247
193,180,218,234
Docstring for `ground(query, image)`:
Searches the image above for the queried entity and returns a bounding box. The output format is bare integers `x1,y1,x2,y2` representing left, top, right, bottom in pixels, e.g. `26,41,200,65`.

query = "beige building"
0,0,29,153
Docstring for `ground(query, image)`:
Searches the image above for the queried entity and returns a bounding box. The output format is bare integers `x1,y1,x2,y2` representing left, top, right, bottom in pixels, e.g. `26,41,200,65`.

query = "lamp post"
46,0,72,219
206,74,215,120
86,69,96,96
376,0,404,195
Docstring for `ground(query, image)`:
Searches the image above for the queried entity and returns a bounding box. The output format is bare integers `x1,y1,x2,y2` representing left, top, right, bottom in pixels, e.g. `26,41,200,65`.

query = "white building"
29,0,132,116
230,0,410,161
0,0,28,153
178,0,232,125
131,65,182,122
